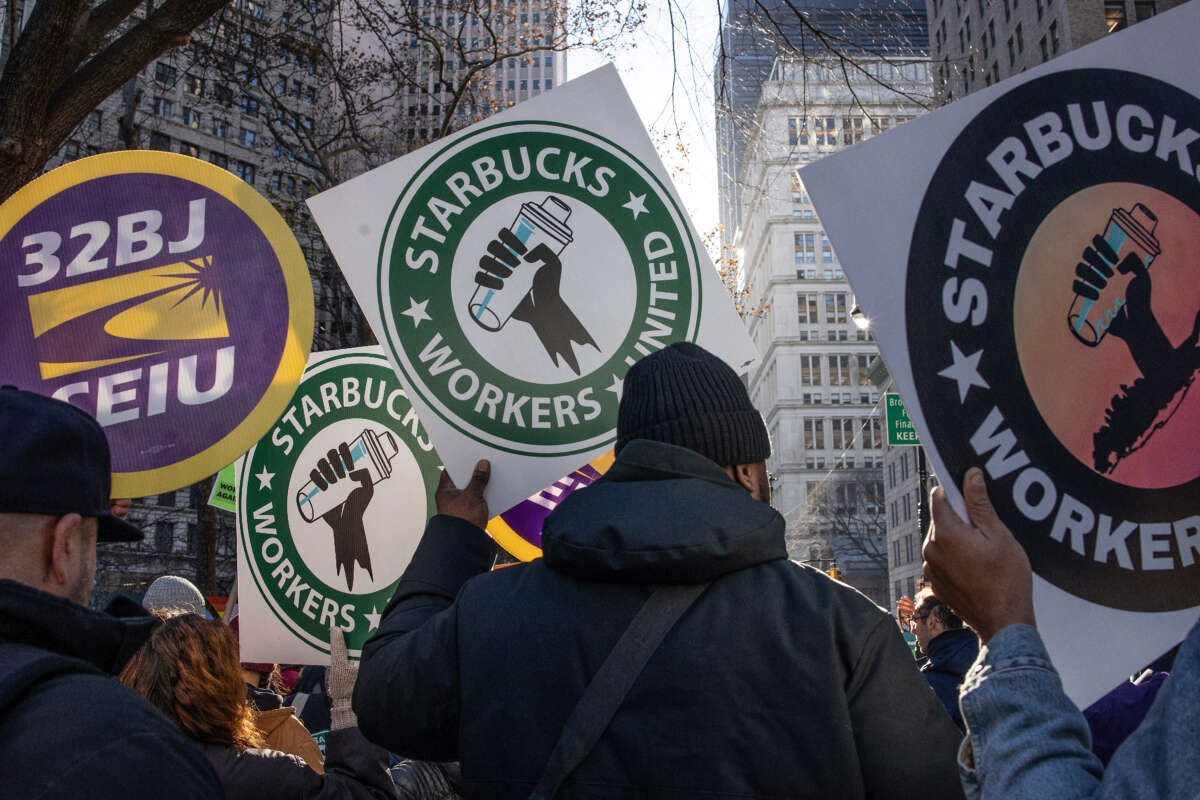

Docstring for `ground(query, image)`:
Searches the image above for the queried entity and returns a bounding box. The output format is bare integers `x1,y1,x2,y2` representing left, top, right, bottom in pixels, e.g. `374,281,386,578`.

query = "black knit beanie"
615,342,771,466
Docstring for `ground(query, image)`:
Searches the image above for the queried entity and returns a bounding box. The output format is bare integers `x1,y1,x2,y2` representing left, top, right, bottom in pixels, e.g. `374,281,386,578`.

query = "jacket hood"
0,578,158,675
542,439,787,583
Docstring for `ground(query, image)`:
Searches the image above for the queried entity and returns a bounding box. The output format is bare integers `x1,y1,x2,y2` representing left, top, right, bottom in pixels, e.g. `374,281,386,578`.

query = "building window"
831,418,854,450
89,110,103,131
904,534,914,563
182,107,201,129
902,493,912,521
828,354,851,386
1016,23,1025,52
788,116,809,146
1105,0,1127,31
212,119,230,138
892,539,902,568
1036,0,1044,19
209,152,229,169
798,292,818,324
824,292,848,324
1135,0,1156,20
841,117,863,145
1050,19,1060,53
155,63,177,85
815,117,836,145
901,451,910,480
821,235,833,263
152,96,174,118
178,142,200,158
864,418,882,449
240,95,260,116
804,418,825,450
236,161,256,184
1008,36,1016,66
794,232,816,264
239,128,256,147
1003,0,1011,20
1040,36,1049,61
155,522,174,552
800,355,821,386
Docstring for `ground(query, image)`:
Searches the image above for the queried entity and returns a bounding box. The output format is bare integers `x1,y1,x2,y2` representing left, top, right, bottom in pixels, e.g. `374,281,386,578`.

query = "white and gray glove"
327,626,358,730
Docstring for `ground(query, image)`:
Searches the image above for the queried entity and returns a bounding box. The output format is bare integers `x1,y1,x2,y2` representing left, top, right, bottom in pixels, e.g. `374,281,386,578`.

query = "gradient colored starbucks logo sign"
0,151,312,496
378,121,701,456
907,69,1200,612
238,348,441,659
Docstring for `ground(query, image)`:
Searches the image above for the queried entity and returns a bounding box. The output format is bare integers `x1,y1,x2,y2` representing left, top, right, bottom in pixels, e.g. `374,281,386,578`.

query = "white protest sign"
800,4,1200,705
308,65,756,514
236,347,442,663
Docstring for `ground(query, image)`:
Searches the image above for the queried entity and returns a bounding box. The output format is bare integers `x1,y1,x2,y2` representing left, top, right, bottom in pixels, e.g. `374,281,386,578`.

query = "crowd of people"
0,342,1196,799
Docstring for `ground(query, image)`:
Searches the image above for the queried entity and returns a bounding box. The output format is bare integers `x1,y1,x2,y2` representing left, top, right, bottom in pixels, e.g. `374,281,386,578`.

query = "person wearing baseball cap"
0,387,222,798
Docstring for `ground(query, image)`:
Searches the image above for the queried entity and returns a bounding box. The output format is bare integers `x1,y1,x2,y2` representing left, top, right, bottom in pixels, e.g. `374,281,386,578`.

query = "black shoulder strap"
529,582,710,800
0,642,101,713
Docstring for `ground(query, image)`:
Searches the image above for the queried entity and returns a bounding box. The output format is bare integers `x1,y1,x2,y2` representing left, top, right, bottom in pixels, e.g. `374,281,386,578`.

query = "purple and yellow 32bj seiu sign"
0,152,313,496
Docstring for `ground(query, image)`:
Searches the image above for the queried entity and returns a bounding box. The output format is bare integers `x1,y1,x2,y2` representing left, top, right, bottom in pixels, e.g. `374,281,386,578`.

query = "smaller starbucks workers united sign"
238,348,441,662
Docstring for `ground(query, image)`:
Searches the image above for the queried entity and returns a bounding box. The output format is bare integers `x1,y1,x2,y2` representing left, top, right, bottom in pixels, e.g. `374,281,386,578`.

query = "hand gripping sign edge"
0,151,313,497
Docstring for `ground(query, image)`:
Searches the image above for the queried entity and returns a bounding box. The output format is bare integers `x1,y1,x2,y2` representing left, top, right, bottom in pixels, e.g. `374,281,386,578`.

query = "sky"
566,1,723,237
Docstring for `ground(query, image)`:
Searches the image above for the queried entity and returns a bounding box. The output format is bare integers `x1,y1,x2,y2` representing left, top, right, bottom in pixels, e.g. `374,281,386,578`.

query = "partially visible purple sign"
0,152,312,496
486,451,612,559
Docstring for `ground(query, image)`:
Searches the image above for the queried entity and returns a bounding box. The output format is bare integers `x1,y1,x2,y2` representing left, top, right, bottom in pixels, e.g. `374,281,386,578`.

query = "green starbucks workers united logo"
379,122,702,456
238,350,441,657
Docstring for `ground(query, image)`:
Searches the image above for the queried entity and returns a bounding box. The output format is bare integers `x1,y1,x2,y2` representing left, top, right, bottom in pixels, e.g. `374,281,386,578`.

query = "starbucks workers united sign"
310,66,756,512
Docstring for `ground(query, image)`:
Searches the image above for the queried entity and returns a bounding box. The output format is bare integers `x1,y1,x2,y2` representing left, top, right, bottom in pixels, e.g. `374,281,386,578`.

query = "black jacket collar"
542,439,787,584
0,578,158,675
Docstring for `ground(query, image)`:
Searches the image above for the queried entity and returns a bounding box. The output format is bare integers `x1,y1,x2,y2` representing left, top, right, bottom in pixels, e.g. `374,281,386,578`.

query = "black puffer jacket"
356,440,964,799
200,727,396,800
0,579,224,799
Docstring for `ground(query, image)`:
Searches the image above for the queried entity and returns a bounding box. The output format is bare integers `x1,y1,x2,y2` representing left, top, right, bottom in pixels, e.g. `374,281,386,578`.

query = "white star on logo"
255,466,275,491
363,605,382,632
401,297,432,327
938,341,990,403
622,192,648,220
605,373,624,399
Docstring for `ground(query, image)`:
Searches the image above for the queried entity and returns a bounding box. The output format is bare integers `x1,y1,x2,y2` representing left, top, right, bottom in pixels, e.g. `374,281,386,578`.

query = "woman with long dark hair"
119,613,396,800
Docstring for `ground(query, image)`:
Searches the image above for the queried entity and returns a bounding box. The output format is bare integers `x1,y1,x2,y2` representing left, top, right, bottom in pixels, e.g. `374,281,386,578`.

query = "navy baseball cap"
0,386,143,542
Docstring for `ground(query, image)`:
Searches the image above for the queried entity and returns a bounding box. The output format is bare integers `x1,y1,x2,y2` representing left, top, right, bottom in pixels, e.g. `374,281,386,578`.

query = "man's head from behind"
0,387,141,605
616,342,772,502
912,585,965,653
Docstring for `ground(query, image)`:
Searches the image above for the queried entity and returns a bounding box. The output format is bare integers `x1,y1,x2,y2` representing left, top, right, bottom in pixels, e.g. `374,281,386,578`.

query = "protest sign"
799,5,1200,704
0,151,313,497
486,450,614,560
208,463,237,512
307,64,757,514
237,346,442,663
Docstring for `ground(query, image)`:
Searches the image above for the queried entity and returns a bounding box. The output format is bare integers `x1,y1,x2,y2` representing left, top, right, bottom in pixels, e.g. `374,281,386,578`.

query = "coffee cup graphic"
468,196,574,332
1067,203,1161,346
296,428,398,522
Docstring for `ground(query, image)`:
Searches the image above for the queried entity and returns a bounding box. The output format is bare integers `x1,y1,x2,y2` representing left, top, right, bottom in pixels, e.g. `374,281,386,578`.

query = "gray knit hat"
142,575,207,616
616,342,771,466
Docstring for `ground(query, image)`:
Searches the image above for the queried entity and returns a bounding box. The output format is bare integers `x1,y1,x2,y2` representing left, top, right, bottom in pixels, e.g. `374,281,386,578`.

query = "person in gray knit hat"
352,343,965,799
142,575,208,617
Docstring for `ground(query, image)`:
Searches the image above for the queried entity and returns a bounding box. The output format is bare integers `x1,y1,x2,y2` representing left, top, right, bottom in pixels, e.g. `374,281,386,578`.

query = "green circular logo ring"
378,121,701,456
238,350,441,657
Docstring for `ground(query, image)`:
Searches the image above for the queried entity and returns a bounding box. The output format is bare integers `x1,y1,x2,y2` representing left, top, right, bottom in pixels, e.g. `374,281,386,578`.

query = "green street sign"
207,463,237,513
885,393,921,446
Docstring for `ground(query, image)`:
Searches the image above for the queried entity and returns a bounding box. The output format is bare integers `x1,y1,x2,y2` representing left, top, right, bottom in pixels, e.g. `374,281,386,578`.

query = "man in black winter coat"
0,387,224,799
354,343,964,799
912,586,980,730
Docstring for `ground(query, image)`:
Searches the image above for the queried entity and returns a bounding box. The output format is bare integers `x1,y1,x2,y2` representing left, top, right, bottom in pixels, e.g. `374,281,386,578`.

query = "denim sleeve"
957,625,1104,800
959,621,1200,800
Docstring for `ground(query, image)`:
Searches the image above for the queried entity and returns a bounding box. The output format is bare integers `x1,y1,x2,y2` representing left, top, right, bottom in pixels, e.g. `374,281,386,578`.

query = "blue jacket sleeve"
958,621,1200,800
352,515,496,762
